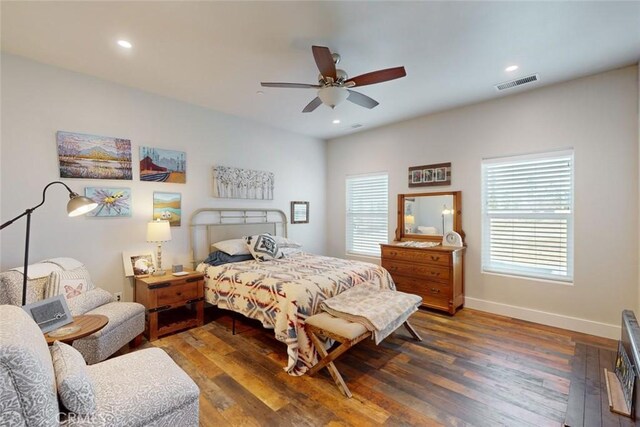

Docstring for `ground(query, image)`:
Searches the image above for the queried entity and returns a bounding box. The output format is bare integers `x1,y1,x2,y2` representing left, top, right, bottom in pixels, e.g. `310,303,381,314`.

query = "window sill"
481,270,574,286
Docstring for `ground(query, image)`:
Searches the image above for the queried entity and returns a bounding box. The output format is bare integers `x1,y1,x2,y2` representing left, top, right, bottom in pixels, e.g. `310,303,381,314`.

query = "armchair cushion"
67,288,115,316
0,305,58,426
50,341,96,415
73,302,145,365
84,348,199,426
45,266,95,300
0,271,48,305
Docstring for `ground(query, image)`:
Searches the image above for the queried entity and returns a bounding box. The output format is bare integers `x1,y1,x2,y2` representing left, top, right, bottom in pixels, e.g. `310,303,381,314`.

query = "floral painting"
153,192,181,226
140,147,186,183
84,187,131,217
212,166,274,200
57,131,132,180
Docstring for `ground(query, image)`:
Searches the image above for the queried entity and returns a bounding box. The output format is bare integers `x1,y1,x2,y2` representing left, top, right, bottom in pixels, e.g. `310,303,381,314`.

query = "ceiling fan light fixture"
318,86,348,109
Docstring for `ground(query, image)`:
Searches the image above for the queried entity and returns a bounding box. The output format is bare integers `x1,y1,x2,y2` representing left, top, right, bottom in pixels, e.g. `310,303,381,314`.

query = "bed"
190,208,395,375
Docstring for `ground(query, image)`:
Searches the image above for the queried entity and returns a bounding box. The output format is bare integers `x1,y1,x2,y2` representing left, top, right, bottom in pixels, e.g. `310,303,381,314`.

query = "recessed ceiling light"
117,40,133,49
505,65,519,72
256,90,264,95
332,119,341,124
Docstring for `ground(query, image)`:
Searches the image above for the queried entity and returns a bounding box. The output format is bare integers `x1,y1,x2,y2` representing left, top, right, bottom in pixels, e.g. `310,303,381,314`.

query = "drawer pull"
430,256,440,261
430,288,440,294
176,292,182,296
186,277,200,283
389,251,398,256
430,272,441,277
187,297,205,304
149,283,170,289
148,305,171,313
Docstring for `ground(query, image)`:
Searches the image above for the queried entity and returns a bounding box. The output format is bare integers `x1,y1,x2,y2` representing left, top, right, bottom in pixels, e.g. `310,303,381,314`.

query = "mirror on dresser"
395,191,463,242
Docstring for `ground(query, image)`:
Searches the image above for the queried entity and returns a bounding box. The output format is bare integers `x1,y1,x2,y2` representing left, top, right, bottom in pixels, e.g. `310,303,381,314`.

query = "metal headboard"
189,208,288,267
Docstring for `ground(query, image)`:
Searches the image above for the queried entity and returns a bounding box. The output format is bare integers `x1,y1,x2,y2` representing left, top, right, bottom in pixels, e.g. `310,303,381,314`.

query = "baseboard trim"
465,297,620,340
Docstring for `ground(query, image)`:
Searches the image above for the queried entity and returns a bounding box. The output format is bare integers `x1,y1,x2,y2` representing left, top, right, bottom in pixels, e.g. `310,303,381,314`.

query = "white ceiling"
2,1,639,140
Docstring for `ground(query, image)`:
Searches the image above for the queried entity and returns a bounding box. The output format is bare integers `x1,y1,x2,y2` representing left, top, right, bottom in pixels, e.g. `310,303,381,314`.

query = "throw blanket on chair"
320,282,422,344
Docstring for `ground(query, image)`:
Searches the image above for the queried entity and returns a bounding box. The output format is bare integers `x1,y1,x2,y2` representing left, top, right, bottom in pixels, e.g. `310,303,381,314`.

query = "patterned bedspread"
197,253,395,375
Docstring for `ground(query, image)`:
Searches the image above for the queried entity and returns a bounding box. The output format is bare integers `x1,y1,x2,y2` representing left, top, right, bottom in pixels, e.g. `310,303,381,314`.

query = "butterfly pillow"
46,266,96,301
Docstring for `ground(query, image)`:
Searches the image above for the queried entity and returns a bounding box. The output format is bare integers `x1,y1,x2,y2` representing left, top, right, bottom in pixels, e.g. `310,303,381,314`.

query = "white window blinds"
346,173,389,257
481,151,574,282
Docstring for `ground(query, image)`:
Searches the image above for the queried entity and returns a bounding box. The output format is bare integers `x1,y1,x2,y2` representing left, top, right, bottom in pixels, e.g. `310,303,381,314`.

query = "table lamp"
147,219,171,275
441,205,453,234
0,181,98,305
404,215,415,233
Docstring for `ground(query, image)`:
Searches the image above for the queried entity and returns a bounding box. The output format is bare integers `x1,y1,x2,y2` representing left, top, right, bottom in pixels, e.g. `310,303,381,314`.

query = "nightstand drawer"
156,282,200,306
381,246,451,266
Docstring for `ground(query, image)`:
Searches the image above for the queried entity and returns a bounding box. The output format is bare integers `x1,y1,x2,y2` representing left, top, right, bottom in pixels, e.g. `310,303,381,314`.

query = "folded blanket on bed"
320,282,422,344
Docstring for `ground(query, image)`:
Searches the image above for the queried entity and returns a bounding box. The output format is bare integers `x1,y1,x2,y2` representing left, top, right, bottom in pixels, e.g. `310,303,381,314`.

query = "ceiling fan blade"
347,66,406,87
312,46,337,80
261,82,321,89
347,90,379,109
302,97,322,113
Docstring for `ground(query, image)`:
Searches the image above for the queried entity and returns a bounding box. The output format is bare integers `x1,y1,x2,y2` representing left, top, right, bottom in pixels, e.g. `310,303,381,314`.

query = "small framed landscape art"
153,192,181,226
84,187,131,217
57,131,132,180
140,147,186,183
409,162,451,187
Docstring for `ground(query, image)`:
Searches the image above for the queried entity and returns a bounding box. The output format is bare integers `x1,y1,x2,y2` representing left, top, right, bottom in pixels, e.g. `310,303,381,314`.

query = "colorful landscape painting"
153,192,181,226
57,131,132,180
140,147,186,183
85,187,131,217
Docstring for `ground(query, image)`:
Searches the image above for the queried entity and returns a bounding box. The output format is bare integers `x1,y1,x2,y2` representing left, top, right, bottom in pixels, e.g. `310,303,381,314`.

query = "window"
346,173,389,257
482,151,573,282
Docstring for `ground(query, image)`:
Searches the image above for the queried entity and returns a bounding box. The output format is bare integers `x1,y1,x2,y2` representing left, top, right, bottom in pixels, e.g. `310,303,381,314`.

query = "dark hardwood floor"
131,308,626,426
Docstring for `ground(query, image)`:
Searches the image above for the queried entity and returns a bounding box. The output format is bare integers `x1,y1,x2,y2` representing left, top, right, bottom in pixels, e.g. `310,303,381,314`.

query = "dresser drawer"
382,259,450,283
381,246,451,267
156,282,201,307
393,275,452,297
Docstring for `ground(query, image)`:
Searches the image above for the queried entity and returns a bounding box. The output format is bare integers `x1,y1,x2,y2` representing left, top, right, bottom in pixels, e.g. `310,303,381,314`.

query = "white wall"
327,66,639,338
0,54,327,301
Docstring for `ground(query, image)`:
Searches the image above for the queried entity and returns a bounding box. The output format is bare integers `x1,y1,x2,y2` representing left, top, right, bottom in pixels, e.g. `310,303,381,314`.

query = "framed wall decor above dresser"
382,191,465,315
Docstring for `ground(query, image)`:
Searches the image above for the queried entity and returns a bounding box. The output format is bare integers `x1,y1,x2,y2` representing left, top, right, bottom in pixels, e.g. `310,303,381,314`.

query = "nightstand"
134,271,205,341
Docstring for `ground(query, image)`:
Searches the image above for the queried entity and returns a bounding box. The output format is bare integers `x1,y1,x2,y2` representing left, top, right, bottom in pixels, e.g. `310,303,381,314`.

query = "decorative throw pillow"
271,236,302,248
244,234,284,261
45,266,95,301
0,271,48,305
212,239,251,256
50,341,97,415
66,288,115,316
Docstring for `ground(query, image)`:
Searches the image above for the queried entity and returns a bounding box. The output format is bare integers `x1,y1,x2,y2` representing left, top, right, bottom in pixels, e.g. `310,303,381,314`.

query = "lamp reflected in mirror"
441,204,453,235
404,215,415,233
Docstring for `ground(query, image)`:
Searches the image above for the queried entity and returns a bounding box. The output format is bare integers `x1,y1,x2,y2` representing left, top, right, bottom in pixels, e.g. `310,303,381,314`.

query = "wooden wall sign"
408,162,451,187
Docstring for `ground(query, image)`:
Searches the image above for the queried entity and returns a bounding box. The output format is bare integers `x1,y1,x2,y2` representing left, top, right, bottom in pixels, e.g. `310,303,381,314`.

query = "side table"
45,314,109,345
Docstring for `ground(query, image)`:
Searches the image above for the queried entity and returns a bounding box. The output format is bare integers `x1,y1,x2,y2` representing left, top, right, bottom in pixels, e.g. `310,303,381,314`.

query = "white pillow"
50,341,97,415
66,288,115,316
244,234,284,261
212,239,251,256
281,247,303,257
418,226,438,235
271,235,302,248
45,266,95,301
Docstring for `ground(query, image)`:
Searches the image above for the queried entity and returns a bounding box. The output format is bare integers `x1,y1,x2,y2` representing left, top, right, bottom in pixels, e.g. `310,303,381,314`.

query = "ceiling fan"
261,46,406,113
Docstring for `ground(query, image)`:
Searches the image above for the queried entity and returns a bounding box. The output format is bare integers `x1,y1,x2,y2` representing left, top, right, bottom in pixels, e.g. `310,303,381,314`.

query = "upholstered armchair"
0,305,199,426
0,258,145,364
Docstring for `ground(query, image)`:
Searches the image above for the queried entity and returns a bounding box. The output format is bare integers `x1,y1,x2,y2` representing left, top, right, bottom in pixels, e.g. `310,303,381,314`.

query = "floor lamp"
0,181,98,305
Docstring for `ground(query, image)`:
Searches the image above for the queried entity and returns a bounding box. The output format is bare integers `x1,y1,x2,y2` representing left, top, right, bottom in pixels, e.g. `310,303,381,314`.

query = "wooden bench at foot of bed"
305,312,422,398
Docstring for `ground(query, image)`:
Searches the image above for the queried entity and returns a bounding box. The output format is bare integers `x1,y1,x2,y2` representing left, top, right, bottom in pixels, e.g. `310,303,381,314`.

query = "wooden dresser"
380,243,465,315
135,271,205,341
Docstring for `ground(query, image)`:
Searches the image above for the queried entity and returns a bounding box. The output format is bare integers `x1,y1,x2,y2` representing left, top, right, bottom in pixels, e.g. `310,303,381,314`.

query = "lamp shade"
405,215,415,225
67,194,98,217
147,220,171,242
318,86,349,109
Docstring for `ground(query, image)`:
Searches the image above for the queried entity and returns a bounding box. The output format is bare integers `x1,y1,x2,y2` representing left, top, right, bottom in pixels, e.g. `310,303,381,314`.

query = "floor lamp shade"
0,181,98,305
147,220,171,273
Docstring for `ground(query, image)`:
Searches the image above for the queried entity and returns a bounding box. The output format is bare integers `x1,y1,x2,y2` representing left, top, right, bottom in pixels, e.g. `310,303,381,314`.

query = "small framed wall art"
291,201,309,224
408,162,451,187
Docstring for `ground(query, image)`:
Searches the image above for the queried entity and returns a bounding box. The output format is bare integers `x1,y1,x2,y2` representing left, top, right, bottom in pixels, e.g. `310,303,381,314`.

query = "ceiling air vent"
495,74,539,91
